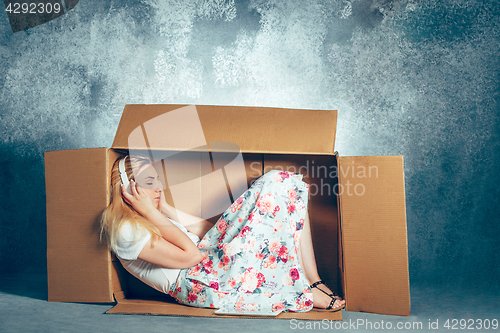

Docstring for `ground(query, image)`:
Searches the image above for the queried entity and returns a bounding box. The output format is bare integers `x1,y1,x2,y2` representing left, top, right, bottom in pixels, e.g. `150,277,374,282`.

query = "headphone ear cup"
119,157,132,194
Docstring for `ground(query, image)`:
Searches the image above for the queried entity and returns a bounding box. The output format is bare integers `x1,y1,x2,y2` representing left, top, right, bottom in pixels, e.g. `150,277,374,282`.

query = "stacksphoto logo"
4,0,79,32
127,105,248,222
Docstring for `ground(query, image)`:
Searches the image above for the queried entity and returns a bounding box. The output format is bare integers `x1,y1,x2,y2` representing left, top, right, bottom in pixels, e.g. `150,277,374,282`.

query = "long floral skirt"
168,170,313,313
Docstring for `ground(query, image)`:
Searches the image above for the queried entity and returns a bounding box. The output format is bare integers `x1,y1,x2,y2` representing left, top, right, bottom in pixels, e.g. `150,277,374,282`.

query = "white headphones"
119,156,132,194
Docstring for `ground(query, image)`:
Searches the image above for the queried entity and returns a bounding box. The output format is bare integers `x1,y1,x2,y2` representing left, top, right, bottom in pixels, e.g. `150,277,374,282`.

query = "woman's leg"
298,210,345,310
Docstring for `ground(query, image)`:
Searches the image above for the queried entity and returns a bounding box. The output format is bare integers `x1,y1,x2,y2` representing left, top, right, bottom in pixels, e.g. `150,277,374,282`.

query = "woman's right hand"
121,180,156,217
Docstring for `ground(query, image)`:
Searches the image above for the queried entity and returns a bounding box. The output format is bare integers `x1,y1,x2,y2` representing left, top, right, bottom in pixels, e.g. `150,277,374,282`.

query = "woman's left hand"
122,180,156,217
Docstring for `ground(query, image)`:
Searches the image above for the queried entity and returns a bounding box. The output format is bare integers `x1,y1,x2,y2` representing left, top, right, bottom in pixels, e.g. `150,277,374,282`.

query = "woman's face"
134,164,163,209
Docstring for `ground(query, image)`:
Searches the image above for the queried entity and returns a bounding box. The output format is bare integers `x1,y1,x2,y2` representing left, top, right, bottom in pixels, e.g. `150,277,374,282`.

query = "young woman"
100,154,345,313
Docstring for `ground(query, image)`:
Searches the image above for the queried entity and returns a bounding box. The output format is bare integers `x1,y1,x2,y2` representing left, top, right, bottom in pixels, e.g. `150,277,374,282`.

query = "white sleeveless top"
114,218,200,294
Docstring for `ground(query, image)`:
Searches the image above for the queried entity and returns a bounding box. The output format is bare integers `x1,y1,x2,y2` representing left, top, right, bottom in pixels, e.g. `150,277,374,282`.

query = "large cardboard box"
45,105,410,320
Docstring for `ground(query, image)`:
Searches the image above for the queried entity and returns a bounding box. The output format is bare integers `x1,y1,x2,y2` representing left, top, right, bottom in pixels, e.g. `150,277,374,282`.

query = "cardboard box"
45,105,410,320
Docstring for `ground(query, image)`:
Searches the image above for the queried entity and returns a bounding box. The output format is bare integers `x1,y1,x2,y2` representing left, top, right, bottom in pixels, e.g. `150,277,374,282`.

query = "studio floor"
1,272,498,333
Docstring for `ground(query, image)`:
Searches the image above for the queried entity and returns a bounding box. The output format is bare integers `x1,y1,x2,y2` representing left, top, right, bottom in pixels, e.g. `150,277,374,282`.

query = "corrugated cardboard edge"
106,298,342,321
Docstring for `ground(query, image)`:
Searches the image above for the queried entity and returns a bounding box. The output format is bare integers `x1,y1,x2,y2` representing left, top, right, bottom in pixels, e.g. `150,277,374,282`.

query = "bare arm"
122,181,203,269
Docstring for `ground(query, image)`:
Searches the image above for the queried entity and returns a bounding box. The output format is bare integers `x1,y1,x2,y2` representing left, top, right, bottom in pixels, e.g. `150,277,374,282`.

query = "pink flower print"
278,245,288,262
256,194,273,214
255,252,265,260
256,272,266,288
235,302,245,312
272,302,285,312
287,202,296,215
203,259,213,273
271,172,284,182
246,303,257,312
223,255,231,265
288,189,297,203
290,268,300,281
240,267,260,293
192,281,204,293
269,238,281,253
274,205,280,212
228,279,237,288
239,226,250,237
217,219,228,233
278,245,288,257
279,171,290,179
187,292,198,303
209,281,219,290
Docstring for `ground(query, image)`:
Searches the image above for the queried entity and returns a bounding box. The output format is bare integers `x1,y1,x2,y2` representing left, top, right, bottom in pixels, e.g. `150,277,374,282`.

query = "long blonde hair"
100,154,161,253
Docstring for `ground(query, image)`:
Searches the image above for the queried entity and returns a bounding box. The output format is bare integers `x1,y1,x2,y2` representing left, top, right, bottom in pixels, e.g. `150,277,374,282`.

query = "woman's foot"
310,281,346,311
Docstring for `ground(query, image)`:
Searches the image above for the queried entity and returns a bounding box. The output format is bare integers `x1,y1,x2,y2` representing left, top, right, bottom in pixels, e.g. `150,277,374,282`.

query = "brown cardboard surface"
45,104,409,318
45,148,112,302
112,105,337,155
107,298,343,321
201,152,261,221
160,151,202,217
338,156,410,316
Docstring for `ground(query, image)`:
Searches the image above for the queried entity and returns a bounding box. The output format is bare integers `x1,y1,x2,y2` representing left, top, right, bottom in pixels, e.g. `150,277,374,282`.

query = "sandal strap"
326,295,341,310
326,298,335,310
310,280,334,297
310,280,325,289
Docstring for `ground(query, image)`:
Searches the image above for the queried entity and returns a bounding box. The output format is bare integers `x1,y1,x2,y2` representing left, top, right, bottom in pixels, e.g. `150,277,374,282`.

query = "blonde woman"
101,155,345,313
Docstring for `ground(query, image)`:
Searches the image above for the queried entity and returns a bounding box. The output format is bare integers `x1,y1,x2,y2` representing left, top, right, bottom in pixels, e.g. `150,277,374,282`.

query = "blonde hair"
100,154,161,253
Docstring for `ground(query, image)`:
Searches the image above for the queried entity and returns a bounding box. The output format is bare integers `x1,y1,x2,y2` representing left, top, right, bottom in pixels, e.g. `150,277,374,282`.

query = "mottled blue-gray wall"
1,0,498,289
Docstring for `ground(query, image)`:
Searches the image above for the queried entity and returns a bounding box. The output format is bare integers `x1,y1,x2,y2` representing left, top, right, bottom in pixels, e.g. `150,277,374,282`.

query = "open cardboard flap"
45,147,113,302
338,156,410,316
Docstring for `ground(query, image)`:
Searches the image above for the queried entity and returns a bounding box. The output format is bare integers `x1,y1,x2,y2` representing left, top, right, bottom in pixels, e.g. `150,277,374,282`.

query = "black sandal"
310,280,345,312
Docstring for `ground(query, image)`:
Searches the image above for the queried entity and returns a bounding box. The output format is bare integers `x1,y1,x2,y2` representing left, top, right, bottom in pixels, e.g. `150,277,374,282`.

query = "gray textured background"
0,0,498,291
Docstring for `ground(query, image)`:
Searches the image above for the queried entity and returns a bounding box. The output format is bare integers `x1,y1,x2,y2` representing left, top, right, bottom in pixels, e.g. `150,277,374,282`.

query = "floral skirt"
168,170,313,313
